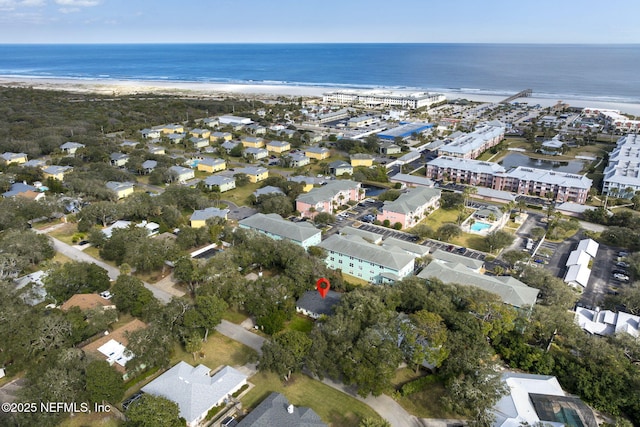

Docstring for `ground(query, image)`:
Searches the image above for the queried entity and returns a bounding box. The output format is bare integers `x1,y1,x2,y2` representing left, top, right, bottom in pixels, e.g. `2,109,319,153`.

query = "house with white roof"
106,181,135,199
239,213,321,249
437,122,505,159
492,372,597,427
60,141,85,155
286,152,311,168
203,175,236,192
574,307,639,338
564,238,598,289
169,165,195,183
244,147,268,160
42,165,72,181
142,362,248,427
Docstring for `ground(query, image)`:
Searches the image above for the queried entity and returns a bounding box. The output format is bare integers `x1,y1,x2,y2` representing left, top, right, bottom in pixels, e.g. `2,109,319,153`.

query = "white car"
100,290,113,299
613,273,629,282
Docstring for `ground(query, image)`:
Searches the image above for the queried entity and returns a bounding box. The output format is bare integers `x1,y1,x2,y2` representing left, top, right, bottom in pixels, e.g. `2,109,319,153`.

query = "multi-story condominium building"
318,234,415,284
437,122,505,159
322,90,446,110
239,213,321,249
296,180,364,218
426,156,506,187
426,157,592,204
583,107,640,133
494,167,592,204
317,108,350,123
602,134,640,197
377,187,441,229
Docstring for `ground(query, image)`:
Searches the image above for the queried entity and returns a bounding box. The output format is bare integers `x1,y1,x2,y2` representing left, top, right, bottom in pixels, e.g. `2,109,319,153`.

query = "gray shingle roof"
318,234,414,271
296,290,341,317
430,248,484,270
142,362,247,425
390,173,435,188
237,392,326,427
204,175,235,187
296,180,360,205
191,207,229,222
381,187,441,216
239,213,320,244
418,261,539,308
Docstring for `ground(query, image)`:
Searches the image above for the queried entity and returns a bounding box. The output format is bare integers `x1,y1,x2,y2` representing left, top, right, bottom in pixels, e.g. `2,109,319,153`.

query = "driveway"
215,320,266,355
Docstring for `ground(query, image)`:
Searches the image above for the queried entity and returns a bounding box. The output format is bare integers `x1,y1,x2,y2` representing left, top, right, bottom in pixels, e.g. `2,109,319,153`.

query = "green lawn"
222,308,250,324
222,182,261,206
390,368,459,418
57,412,122,427
286,314,314,334
171,331,258,369
242,371,383,427
48,222,79,244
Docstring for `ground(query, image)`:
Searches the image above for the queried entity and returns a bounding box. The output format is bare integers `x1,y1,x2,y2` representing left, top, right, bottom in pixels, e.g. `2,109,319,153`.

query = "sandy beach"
2,76,640,116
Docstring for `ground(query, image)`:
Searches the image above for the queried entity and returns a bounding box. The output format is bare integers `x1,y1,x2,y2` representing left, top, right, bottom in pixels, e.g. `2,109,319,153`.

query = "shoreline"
2,75,640,116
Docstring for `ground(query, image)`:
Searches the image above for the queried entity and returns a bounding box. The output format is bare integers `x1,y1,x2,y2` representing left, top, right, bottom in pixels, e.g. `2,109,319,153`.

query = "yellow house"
190,207,229,228
1,152,28,165
42,165,72,181
197,158,226,173
190,128,211,139
289,176,314,192
266,140,291,153
241,137,265,149
305,147,330,160
210,132,232,142
106,181,135,199
236,167,268,183
350,153,374,167
161,124,184,134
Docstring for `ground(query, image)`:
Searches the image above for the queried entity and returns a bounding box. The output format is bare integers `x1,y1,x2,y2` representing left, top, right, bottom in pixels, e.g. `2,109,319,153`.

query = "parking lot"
357,223,419,242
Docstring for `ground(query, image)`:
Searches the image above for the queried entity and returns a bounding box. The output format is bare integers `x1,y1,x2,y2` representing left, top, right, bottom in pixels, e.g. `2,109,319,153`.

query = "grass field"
57,412,122,427
286,314,314,334
222,308,250,324
171,331,258,369
242,371,383,427
342,272,370,286
48,222,79,244
390,368,458,418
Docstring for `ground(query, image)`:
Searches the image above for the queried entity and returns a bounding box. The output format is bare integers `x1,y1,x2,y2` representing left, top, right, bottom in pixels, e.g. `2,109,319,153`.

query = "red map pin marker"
316,278,330,299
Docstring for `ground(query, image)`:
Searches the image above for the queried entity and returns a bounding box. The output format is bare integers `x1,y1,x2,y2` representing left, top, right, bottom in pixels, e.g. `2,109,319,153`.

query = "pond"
362,184,386,196
499,153,587,174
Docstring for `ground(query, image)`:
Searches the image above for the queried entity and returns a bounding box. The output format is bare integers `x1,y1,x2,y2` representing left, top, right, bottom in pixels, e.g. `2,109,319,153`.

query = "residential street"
46,234,175,304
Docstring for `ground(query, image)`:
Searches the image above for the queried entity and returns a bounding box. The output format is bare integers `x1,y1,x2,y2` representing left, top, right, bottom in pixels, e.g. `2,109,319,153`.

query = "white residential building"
602,133,640,197
323,90,446,109
239,213,321,249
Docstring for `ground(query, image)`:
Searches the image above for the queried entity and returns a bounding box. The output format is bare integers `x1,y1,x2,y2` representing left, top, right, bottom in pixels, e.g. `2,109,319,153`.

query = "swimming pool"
470,221,492,232
189,159,200,168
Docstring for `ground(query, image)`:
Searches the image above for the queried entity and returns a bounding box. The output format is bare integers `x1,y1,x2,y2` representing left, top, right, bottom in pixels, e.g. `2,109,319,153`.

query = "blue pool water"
470,221,492,232
189,159,200,168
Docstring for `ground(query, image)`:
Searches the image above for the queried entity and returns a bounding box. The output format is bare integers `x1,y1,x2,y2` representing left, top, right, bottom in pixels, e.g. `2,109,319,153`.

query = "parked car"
612,269,627,275
618,251,629,257
100,291,112,300
616,261,630,268
613,273,630,282
446,245,455,252
456,247,467,254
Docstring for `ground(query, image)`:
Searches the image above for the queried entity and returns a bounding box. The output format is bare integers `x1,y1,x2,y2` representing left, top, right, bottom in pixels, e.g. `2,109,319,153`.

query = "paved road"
214,320,425,427
0,378,25,403
47,235,174,304
215,320,266,355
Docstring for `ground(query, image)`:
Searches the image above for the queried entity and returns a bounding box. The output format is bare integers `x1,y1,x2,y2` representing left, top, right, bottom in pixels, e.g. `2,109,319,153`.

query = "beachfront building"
418,250,539,309
305,146,330,160
323,90,446,110
239,213,321,249
266,140,291,153
377,187,441,229
106,181,135,199
426,157,592,204
190,207,229,228
203,175,236,192
350,153,374,167
437,122,505,159
602,133,640,197
0,152,28,165
235,167,268,183
197,158,226,173
241,136,265,148
318,234,415,284
583,107,640,133
296,180,364,218
378,122,434,141
142,362,248,427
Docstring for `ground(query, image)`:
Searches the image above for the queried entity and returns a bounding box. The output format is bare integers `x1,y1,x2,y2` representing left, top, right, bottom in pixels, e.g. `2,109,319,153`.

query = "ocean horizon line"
2,42,640,47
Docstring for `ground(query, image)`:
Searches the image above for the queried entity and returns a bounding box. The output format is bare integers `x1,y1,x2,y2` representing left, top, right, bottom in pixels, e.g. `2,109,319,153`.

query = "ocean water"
1,43,640,103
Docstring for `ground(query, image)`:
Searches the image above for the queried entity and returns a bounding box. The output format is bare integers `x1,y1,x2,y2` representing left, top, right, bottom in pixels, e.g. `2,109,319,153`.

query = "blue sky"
0,0,638,44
